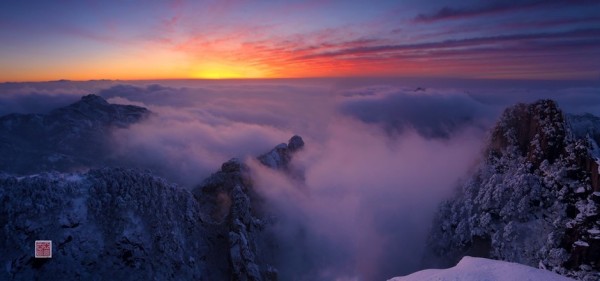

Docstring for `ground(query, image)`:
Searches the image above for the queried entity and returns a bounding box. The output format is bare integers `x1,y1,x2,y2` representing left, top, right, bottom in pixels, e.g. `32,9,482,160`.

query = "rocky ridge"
0,135,304,281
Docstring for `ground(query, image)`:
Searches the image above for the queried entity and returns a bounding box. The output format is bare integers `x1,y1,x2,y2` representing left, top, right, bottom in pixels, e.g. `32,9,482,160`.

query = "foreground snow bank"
389,256,575,281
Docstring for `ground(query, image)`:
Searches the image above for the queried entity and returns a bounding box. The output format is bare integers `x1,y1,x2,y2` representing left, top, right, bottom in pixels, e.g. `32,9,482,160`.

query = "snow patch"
587,229,600,235
389,256,575,281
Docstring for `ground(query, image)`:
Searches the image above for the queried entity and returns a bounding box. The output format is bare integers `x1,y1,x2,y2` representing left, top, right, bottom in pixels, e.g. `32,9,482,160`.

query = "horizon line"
3,75,600,84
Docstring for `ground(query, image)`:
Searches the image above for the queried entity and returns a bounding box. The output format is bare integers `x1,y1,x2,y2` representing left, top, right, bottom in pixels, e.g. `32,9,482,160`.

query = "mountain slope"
0,168,214,280
426,100,600,280
1,135,304,281
0,94,149,174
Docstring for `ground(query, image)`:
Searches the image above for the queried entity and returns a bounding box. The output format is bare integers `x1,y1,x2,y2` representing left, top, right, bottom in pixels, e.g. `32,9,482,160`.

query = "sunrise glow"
190,62,266,79
1,1,599,82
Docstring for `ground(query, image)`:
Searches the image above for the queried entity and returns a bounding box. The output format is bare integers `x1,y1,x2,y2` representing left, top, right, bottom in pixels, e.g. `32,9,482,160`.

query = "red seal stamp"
35,240,52,258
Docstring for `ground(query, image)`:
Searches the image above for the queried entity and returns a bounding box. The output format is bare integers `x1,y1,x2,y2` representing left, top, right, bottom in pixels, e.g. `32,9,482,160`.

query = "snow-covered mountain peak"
427,99,600,280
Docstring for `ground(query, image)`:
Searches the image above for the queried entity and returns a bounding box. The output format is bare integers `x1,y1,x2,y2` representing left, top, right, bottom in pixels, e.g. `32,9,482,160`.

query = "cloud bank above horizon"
1,0,599,81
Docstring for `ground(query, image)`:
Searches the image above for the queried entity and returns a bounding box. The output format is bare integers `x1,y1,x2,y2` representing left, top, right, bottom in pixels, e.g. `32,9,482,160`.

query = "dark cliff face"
192,135,304,281
0,94,149,174
427,99,600,280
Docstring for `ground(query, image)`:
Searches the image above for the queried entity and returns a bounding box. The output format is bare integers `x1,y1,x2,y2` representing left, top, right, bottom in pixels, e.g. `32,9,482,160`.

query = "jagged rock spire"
192,135,304,281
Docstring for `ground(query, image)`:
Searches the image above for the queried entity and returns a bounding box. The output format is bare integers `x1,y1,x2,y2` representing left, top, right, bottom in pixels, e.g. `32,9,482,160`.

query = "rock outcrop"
427,99,600,280
257,135,304,170
192,135,305,281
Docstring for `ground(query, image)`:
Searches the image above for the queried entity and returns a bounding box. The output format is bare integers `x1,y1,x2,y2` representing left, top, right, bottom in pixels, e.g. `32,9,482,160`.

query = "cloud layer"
249,120,484,280
3,78,600,279
339,86,493,138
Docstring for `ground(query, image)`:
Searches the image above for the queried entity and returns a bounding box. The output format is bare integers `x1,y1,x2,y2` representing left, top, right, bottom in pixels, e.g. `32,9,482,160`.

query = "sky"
1,0,599,82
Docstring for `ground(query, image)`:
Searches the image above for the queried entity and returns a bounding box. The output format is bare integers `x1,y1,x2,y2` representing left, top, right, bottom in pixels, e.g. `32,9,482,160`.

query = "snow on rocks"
0,168,211,280
426,100,600,279
192,135,304,281
257,135,304,170
586,229,600,235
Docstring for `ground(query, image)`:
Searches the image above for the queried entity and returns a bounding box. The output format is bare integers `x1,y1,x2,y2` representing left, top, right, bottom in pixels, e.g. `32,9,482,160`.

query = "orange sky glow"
1,1,599,82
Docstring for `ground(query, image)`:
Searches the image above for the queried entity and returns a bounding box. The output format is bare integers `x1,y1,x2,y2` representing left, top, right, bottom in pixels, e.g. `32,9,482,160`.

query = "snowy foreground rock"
391,256,575,281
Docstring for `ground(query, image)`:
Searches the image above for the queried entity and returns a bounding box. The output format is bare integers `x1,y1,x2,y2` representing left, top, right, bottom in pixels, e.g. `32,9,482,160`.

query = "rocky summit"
427,99,600,280
257,135,305,170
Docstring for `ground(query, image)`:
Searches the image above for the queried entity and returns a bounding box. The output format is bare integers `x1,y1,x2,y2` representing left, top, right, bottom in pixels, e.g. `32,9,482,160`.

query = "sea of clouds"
1,78,598,280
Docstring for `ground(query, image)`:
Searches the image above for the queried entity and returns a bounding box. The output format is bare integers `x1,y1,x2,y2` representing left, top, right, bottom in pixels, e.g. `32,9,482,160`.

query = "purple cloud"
414,0,597,22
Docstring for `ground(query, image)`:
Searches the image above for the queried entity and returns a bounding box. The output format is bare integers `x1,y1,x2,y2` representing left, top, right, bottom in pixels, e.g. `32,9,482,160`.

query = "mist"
249,120,484,280
2,78,600,280
97,80,492,280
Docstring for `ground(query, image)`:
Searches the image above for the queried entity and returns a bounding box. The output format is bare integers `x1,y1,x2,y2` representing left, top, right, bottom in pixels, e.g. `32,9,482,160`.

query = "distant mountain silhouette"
0,94,149,174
